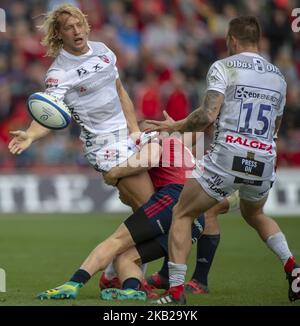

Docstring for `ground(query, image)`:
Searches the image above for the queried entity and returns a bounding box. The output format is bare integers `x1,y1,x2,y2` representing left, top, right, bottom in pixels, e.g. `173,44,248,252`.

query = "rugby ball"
27,92,71,130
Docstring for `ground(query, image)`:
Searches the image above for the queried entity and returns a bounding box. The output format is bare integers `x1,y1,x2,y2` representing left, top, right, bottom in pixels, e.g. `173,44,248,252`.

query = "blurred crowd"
0,0,300,171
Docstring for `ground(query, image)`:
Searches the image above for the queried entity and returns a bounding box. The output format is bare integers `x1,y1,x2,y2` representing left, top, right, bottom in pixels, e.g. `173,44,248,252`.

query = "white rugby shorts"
85,130,137,173
193,155,275,202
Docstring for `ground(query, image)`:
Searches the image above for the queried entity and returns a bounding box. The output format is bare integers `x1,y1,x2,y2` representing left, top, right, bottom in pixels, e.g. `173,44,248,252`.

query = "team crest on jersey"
99,55,110,63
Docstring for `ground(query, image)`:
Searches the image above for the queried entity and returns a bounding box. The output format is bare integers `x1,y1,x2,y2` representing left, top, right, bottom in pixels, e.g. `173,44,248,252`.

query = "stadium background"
0,0,300,306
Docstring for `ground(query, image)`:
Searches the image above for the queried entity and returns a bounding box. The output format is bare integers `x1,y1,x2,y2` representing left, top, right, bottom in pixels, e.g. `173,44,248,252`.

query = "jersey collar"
240,52,265,60
61,41,93,59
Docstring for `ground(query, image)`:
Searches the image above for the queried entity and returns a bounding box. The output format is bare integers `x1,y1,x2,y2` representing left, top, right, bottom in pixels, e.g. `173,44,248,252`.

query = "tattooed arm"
147,90,224,133
184,90,224,132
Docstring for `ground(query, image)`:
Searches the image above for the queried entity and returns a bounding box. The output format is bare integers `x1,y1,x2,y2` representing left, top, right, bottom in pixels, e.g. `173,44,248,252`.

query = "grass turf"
0,213,299,306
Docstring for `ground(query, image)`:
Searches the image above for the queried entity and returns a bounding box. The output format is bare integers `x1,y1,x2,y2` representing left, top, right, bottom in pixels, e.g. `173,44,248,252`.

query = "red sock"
169,284,184,300
284,256,296,273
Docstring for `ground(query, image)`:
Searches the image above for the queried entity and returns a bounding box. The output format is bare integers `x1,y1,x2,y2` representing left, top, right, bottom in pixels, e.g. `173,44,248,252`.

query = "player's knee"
109,237,129,257
172,203,193,221
172,204,180,218
118,250,136,263
240,205,264,227
240,205,254,221
204,209,218,222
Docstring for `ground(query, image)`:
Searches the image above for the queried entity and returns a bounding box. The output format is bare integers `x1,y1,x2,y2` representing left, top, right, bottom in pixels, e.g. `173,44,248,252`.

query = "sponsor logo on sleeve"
45,77,59,88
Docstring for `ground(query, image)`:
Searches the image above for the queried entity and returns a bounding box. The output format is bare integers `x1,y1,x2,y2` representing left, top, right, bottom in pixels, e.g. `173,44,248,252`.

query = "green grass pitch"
0,213,299,306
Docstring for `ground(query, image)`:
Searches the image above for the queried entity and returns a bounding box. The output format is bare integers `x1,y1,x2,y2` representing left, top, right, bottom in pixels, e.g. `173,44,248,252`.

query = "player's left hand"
102,172,118,186
146,111,176,133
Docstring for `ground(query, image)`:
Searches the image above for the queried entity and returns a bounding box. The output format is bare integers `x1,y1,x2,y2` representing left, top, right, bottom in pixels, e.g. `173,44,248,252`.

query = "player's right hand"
146,110,176,133
8,130,33,155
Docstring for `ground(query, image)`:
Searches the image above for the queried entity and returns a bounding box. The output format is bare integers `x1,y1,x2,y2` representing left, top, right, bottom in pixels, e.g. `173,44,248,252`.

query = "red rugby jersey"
148,137,195,189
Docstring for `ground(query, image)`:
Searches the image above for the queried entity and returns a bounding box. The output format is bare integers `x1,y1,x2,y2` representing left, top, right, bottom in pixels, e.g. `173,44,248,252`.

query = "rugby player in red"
37,124,230,301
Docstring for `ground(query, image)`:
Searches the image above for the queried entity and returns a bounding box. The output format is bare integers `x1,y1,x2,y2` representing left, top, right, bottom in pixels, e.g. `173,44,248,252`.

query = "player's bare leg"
117,172,154,211
98,171,154,285
80,223,135,276
240,197,300,302
184,198,225,294
81,172,155,276
240,197,280,240
202,199,226,234
169,178,218,264
37,175,155,301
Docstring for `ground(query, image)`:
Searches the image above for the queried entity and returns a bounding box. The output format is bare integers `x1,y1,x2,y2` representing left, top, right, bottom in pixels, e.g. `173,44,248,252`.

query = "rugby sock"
70,269,91,284
192,234,220,286
168,262,187,288
266,232,293,265
104,262,117,280
141,264,147,276
122,278,141,291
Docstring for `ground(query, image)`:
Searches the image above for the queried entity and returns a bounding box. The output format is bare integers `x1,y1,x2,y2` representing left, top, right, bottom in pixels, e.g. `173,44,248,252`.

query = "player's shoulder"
208,58,229,76
89,41,114,55
89,41,117,64
45,66,65,88
210,58,226,69
47,53,69,74
46,62,65,79
207,59,228,83
45,57,68,87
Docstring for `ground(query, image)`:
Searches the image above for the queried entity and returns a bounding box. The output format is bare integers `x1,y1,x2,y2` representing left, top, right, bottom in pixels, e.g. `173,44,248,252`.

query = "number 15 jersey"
206,52,287,180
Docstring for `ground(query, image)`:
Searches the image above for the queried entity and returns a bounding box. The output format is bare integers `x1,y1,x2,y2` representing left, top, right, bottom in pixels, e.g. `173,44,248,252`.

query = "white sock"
104,262,117,280
266,232,293,265
141,263,147,276
168,261,187,287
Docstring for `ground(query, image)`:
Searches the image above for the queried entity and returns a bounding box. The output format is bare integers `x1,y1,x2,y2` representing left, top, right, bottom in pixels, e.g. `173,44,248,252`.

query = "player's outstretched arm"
8,120,51,155
147,90,224,133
